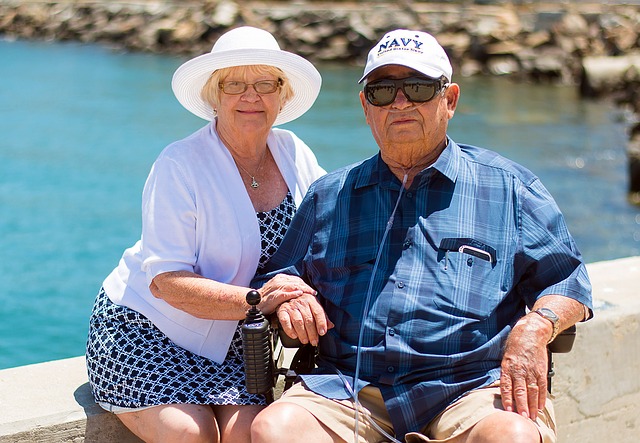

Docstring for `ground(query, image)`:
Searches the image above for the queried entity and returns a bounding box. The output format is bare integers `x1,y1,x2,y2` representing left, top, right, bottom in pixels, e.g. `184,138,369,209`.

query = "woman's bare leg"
213,404,265,443
117,403,219,443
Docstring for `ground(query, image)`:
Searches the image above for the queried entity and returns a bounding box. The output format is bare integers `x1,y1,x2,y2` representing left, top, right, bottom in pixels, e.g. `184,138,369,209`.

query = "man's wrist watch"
533,308,560,344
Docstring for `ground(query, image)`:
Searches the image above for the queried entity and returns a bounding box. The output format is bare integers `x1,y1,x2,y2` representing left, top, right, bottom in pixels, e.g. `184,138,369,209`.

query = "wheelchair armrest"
546,324,576,393
268,317,317,393
270,316,304,348
547,324,576,354
278,328,304,348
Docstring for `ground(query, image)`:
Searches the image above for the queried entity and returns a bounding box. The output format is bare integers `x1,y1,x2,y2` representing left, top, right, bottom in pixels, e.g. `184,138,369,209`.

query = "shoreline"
2,0,639,197
0,2,636,81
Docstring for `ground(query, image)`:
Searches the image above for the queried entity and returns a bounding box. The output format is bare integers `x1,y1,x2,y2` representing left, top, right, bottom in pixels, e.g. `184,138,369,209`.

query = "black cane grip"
246,290,261,306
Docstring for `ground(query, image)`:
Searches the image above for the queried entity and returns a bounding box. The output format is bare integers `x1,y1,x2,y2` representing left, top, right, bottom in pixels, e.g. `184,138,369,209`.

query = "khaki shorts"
276,381,556,443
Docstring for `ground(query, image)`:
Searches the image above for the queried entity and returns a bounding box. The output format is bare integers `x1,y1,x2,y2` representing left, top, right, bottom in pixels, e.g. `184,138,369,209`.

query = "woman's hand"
258,274,333,346
149,271,308,321
257,274,316,314
148,271,332,330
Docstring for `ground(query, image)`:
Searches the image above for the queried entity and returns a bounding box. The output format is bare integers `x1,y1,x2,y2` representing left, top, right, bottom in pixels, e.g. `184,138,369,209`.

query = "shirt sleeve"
516,177,592,310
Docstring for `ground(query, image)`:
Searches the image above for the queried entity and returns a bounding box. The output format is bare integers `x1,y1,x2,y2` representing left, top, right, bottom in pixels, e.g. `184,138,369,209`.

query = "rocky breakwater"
582,51,640,204
1,0,639,200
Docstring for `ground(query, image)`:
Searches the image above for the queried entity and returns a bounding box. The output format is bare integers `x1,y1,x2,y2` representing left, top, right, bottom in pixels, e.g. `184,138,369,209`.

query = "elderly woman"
85,26,328,443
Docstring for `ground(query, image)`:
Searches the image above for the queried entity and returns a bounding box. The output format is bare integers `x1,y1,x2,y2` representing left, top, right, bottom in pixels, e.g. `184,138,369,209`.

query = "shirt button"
388,328,395,336
402,239,412,249
387,366,395,373
397,282,405,289
406,192,413,199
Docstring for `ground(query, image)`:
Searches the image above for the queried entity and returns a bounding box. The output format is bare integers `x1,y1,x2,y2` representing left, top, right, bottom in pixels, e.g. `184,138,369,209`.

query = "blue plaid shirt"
262,139,592,439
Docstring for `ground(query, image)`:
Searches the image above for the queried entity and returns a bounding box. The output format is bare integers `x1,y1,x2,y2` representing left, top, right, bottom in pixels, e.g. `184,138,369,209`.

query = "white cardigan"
103,122,325,363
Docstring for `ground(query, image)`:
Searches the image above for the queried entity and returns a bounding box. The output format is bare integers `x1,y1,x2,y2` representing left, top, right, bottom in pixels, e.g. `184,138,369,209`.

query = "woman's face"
215,66,284,136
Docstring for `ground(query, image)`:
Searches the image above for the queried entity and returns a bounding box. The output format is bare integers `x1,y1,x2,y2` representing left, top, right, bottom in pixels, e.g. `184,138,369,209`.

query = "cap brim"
359,61,446,83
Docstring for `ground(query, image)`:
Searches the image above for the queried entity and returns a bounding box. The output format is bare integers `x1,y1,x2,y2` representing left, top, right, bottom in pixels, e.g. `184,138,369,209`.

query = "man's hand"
501,295,586,419
500,312,551,420
257,274,317,315
276,293,334,346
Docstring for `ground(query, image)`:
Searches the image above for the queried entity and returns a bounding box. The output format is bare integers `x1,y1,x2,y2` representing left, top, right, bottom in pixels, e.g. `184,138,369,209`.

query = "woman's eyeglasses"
218,79,283,95
364,76,448,107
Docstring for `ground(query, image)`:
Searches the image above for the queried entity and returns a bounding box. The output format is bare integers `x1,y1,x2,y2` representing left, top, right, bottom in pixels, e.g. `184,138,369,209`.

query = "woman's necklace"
218,129,269,189
236,162,260,188
234,148,268,189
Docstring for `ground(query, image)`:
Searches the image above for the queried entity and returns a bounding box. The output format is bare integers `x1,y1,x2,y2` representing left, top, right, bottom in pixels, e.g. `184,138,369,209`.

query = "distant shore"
0,1,636,84
2,0,639,197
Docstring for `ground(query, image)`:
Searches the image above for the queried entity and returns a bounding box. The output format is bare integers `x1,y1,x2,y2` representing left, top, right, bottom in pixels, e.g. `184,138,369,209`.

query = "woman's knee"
215,404,263,443
160,404,219,443
118,404,219,443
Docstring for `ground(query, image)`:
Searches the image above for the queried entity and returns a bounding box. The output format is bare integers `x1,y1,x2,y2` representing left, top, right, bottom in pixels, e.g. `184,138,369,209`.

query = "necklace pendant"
250,177,259,188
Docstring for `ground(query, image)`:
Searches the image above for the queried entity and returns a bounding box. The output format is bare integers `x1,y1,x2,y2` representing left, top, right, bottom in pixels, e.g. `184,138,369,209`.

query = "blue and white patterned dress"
86,192,295,410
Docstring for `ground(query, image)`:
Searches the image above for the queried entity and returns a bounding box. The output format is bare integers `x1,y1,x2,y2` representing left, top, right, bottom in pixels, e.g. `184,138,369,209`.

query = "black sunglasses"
364,76,448,107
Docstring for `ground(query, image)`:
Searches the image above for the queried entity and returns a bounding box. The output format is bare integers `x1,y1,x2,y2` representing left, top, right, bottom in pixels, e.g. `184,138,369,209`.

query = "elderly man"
251,29,592,443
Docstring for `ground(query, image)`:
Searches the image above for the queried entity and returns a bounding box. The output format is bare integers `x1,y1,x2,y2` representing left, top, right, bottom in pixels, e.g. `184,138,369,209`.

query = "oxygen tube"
350,173,408,443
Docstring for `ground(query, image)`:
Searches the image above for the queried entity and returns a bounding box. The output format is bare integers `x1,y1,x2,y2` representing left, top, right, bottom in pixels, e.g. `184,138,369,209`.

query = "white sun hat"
172,26,322,126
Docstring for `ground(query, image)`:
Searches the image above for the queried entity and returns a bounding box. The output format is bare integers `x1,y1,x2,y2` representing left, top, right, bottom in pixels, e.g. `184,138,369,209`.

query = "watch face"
538,308,559,323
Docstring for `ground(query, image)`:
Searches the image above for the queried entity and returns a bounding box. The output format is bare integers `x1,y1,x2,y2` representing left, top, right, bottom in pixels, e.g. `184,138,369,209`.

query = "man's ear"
359,90,371,124
445,83,460,113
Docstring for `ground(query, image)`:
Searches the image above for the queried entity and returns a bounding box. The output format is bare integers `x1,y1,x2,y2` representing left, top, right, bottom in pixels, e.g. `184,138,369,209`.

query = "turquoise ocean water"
1,39,639,370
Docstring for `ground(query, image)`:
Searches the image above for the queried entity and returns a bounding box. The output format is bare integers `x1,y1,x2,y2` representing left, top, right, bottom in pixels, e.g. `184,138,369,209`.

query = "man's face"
359,65,459,169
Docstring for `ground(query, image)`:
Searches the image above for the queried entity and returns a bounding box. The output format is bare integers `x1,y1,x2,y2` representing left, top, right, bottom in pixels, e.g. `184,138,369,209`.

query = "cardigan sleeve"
140,154,198,285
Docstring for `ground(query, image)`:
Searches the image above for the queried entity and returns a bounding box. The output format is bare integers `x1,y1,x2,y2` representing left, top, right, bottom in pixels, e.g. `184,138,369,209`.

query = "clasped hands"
257,274,333,347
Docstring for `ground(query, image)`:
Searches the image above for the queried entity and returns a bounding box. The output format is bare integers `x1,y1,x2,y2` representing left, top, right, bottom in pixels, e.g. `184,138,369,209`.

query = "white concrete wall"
0,256,638,442
553,256,640,442
0,356,141,442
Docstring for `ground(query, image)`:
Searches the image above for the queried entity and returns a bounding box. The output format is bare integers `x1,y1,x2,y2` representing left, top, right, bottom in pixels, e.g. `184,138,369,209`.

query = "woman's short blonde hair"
201,65,294,117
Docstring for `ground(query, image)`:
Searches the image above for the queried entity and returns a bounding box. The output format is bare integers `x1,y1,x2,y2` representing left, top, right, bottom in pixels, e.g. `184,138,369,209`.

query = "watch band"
533,308,560,344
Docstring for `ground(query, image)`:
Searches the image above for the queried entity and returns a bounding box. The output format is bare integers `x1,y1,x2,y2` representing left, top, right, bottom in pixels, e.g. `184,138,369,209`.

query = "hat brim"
359,61,447,83
172,49,322,126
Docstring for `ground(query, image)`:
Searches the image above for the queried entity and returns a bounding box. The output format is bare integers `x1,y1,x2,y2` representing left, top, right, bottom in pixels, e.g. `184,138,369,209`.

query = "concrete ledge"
0,256,638,442
553,255,640,442
0,357,141,442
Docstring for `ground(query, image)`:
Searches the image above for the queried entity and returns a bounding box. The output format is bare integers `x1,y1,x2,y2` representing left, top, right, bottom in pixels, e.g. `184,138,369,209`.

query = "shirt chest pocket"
435,238,505,319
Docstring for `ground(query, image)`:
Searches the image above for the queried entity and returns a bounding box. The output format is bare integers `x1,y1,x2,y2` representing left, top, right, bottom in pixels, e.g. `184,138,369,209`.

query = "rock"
437,32,472,61
581,54,640,95
523,30,551,48
555,11,590,36
628,134,640,201
212,0,238,27
485,40,523,55
487,55,520,76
